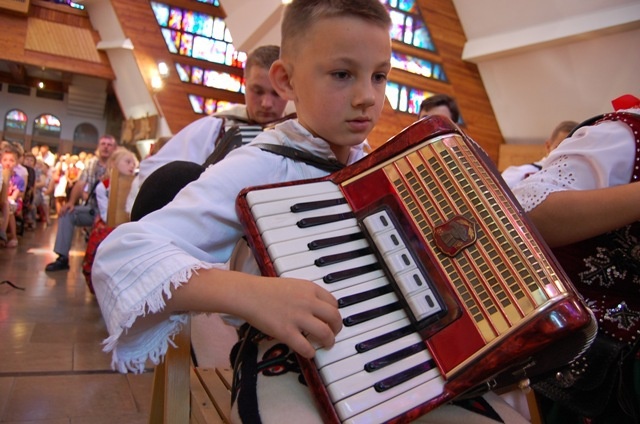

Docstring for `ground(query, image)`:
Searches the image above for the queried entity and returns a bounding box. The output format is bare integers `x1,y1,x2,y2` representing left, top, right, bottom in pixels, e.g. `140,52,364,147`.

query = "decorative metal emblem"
433,215,476,257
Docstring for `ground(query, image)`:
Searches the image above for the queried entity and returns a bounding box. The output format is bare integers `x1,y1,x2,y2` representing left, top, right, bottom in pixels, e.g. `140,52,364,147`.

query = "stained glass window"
4,109,27,133
189,95,238,115
151,1,247,114
381,0,434,51
33,114,62,138
152,2,242,68
391,52,447,82
385,82,433,115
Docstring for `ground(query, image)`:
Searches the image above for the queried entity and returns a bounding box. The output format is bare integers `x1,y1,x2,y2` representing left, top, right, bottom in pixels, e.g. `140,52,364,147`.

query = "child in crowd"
82,147,138,293
1,146,25,247
93,1,527,422
33,160,52,225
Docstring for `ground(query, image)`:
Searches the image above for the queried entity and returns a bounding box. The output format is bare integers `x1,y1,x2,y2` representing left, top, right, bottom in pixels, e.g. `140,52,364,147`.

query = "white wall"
0,84,107,140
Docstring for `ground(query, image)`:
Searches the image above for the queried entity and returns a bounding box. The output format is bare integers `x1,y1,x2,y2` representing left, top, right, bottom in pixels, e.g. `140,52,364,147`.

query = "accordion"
236,116,596,424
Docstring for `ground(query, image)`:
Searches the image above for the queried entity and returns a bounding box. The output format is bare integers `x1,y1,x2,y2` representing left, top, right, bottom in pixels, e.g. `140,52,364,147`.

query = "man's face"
97,137,117,161
244,66,288,124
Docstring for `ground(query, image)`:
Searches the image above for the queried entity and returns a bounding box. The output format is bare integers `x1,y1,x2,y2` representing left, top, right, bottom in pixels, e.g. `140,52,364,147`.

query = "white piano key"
262,217,359,246
272,238,371,274
383,248,419,275
267,227,362,258
255,202,354,233
362,210,394,233
326,349,433,401
245,180,340,206
395,269,431,297
369,228,404,254
406,288,442,321
340,370,445,424
315,317,412,368
319,332,426,384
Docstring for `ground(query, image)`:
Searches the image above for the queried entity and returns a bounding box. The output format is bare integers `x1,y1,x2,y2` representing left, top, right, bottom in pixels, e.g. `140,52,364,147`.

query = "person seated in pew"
511,94,640,424
82,147,138,294
92,1,529,423
501,120,578,189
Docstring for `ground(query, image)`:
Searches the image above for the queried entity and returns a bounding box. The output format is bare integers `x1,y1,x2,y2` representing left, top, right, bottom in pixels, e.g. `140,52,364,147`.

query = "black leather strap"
254,143,345,173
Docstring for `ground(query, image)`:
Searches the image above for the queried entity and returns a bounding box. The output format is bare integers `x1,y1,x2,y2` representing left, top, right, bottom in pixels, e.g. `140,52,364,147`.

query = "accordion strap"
255,143,345,173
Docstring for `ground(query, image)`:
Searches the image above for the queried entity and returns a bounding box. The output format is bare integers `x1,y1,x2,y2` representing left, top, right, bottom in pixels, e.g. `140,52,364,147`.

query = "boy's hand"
241,276,343,359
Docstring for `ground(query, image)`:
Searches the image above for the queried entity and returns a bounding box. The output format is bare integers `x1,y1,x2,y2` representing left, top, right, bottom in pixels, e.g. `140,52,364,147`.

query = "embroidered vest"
551,112,640,347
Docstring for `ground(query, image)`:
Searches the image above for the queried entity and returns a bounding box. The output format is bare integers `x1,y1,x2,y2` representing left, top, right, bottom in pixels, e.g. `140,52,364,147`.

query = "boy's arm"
164,268,342,359
527,182,640,247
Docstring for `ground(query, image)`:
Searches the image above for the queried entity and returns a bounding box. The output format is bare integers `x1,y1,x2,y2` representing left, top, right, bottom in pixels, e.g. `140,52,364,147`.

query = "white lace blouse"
512,108,640,212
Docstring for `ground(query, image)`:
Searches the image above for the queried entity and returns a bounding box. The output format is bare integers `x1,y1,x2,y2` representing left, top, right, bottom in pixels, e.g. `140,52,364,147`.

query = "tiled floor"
0,220,153,423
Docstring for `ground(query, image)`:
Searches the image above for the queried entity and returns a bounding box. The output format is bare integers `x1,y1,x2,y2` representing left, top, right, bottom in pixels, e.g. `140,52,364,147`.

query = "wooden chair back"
106,167,134,227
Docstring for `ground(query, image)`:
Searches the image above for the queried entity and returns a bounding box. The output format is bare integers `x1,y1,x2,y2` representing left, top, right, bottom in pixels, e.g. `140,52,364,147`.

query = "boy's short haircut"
245,45,280,74
280,0,391,58
551,120,579,140
419,94,460,123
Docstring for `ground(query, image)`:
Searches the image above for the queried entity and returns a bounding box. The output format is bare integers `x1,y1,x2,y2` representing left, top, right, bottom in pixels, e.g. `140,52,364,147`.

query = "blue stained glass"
397,0,417,13
168,8,182,30
161,29,178,53
404,16,414,45
151,2,169,27
399,86,409,112
389,10,405,42
196,0,219,6
385,82,400,110
175,63,191,82
189,95,204,114
183,11,213,37
390,51,447,81
412,21,434,50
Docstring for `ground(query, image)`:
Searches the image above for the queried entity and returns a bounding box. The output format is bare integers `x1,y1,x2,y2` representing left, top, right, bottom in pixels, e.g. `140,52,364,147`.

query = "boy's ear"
269,59,295,101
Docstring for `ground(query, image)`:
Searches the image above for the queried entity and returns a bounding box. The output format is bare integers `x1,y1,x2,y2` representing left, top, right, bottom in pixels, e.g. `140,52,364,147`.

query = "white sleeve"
95,182,108,222
136,115,224,185
500,164,541,189
512,119,637,212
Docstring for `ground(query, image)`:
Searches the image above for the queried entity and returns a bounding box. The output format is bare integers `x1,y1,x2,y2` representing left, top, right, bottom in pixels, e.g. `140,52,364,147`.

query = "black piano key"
356,325,415,353
308,232,364,250
323,263,381,284
337,285,393,308
364,342,427,372
297,212,355,228
290,197,347,212
343,302,403,327
373,359,437,393
315,247,373,267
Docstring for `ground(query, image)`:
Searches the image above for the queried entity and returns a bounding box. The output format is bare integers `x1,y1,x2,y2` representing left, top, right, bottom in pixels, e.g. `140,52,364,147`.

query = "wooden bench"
148,317,233,424
497,144,546,172
148,317,544,424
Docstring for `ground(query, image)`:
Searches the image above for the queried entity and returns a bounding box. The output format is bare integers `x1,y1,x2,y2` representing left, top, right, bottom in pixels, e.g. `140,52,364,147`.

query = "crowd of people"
3,1,638,422
0,142,96,248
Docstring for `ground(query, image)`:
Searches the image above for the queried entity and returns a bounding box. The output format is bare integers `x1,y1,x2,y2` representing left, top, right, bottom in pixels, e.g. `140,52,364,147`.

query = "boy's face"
244,66,288,124
282,16,391,159
1,153,17,170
